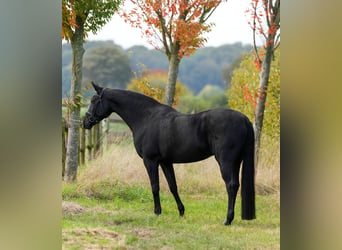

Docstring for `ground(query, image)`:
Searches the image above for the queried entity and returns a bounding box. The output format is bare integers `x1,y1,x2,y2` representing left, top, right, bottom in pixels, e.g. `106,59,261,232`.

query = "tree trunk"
254,41,275,168
64,16,85,182
165,51,180,106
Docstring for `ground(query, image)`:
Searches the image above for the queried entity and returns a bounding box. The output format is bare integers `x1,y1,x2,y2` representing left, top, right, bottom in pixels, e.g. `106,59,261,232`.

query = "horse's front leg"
144,158,161,215
160,163,185,216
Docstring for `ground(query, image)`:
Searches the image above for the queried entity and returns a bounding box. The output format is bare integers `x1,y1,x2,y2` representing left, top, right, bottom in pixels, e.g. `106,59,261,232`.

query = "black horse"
83,82,255,225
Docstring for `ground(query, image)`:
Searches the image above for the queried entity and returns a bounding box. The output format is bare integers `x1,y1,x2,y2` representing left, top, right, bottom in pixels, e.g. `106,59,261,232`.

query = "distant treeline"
62,40,252,97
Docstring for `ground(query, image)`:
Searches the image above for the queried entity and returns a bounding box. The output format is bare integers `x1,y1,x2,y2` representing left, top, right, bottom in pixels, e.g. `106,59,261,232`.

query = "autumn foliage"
62,0,77,40
127,68,187,106
120,0,224,59
245,0,280,71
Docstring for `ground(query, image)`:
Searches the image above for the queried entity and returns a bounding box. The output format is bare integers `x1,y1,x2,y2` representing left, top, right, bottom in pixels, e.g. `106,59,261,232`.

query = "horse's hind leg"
144,158,161,215
160,163,185,216
218,159,241,225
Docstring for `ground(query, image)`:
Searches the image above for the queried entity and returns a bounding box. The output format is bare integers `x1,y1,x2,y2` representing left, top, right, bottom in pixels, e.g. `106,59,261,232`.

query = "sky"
87,0,259,49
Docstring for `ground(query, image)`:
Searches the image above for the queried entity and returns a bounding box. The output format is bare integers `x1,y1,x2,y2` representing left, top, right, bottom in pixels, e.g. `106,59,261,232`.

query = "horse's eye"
91,95,99,103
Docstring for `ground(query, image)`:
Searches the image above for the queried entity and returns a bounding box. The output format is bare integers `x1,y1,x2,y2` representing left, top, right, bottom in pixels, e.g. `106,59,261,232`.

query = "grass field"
62,136,280,249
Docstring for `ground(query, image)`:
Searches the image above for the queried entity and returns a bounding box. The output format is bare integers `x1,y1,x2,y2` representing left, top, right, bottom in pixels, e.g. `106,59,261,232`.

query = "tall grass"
257,134,280,195
70,134,279,199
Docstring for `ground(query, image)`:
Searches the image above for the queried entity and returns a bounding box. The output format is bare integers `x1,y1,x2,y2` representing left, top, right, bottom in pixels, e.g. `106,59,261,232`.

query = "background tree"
197,84,227,108
221,54,245,88
83,46,133,89
127,68,187,105
245,0,280,167
62,0,122,182
176,84,227,114
121,0,226,106
63,42,252,96
227,48,280,141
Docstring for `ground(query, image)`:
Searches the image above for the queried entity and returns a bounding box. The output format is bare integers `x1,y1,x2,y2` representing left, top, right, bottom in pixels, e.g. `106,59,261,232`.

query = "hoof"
154,208,161,215
223,219,232,226
179,207,185,217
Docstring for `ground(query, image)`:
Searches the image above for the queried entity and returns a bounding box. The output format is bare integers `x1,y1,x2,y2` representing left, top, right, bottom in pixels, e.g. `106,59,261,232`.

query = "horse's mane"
109,89,174,111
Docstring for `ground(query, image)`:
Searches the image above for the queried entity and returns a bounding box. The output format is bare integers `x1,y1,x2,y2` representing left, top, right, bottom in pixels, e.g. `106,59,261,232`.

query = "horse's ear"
91,81,103,95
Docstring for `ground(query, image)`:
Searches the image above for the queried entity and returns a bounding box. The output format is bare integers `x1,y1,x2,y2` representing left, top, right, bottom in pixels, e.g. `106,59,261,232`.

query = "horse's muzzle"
83,117,93,129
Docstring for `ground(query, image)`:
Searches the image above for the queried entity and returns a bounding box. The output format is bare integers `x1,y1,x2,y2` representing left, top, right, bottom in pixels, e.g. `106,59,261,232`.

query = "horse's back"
155,108,252,164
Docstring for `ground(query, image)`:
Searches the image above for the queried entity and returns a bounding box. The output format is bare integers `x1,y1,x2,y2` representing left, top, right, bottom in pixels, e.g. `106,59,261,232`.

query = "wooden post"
87,127,93,161
105,118,110,150
79,121,86,165
92,123,98,159
97,121,102,156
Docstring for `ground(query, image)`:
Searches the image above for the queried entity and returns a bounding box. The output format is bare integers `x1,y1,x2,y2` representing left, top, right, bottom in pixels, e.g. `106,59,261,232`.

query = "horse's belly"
171,152,212,163
159,120,213,163
162,143,212,163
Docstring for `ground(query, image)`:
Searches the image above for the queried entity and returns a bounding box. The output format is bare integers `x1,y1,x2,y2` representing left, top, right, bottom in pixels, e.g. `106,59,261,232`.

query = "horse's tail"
241,119,256,220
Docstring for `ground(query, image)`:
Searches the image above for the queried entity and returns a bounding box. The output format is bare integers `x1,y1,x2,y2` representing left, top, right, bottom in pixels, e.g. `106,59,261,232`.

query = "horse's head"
83,82,111,129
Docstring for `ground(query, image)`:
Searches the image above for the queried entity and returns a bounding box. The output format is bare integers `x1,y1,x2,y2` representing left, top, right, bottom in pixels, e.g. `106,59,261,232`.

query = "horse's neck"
107,92,155,132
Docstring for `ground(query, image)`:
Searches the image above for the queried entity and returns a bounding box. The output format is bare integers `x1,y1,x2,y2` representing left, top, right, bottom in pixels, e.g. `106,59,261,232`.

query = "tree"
121,0,225,106
245,0,280,167
227,49,280,141
62,0,122,182
198,84,228,108
221,54,245,88
127,69,187,105
83,46,133,89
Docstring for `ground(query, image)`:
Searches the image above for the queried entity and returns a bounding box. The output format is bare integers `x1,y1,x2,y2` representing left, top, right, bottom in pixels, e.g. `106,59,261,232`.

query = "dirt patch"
62,201,121,216
130,228,155,238
71,228,120,238
63,228,126,249
62,201,86,215
89,206,120,215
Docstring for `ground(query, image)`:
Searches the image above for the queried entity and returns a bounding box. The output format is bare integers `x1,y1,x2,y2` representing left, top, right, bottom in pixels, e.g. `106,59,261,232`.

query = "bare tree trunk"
254,41,274,168
64,16,85,182
165,49,180,106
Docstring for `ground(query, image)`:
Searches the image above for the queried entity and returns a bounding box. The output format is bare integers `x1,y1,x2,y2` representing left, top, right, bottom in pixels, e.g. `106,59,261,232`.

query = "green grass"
63,182,279,249
63,135,279,249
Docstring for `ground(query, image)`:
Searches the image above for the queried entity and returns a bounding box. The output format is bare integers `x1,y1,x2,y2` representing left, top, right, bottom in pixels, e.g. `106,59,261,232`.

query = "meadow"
62,134,280,249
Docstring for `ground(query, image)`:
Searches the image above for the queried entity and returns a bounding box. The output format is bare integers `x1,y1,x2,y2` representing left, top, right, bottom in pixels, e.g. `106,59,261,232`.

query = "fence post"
104,118,110,150
79,121,86,165
87,127,93,161
97,121,102,156
92,123,98,159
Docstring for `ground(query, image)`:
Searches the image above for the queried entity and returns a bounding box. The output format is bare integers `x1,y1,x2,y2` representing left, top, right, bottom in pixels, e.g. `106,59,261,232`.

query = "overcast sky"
87,0,259,49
